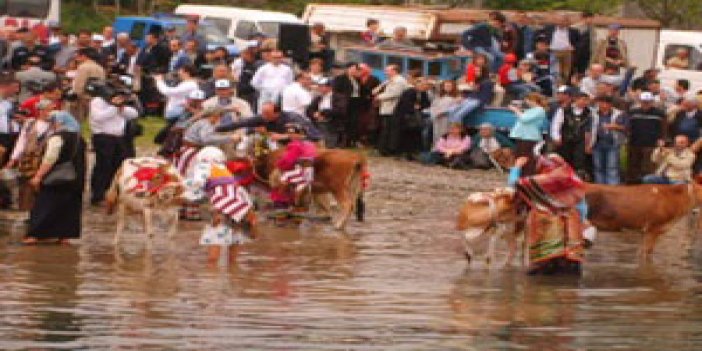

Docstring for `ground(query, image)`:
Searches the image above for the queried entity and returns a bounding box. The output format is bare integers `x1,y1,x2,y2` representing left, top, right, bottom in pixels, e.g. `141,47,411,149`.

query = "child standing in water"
184,146,257,264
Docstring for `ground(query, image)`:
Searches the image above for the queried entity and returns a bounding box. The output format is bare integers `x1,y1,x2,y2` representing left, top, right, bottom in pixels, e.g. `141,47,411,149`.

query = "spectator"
15,55,56,102
464,53,489,87
627,92,666,183
167,39,191,73
184,39,206,73
361,18,382,45
308,58,327,84
669,95,702,142
102,26,115,51
573,12,595,74
75,29,92,49
181,16,206,52
72,47,106,121
89,89,138,205
630,68,659,93
376,26,420,52
357,63,381,145
155,65,200,120
307,78,342,147
375,64,409,155
136,32,169,75
25,111,85,245
234,47,262,111
509,92,549,175
282,72,313,118
471,123,515,169
50,31,76,73
20,81,62,119
425,123,471,168
11,32,52,71
588,96,628,185
513,11,535,60
0,78,18,208
548,85,576,121
666,48,690,70
309,23,333,70
203,79,253,126
500,53,539,99
332,63,362,147
429,80,461,144
461,15,505,72
592,24,628,72
251,50,293,111
579,63,604,97
529,37,558,97
201,64,233,99
393,77,431,158
551,92,593,179
642,135,695,184
540,14,579,83
449,74,495,125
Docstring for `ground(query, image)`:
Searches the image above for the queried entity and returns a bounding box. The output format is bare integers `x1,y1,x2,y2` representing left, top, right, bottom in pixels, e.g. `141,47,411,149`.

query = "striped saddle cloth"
207,181,253,223
280,162,314,193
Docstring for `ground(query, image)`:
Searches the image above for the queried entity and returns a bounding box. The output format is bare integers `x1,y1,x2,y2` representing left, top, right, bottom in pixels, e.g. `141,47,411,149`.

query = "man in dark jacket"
551,92,594,180
307,78,342,147
392,78,431,158
136,33,169,75
538,15,580,84
11,32,53,71
627,92,666,183
670,96,702,142
217,102,322,142
461,14,505,72
332,63,362,147
236,47,263,112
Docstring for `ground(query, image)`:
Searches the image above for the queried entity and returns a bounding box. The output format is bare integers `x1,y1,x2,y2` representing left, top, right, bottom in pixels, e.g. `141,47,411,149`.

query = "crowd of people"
0,9,699,253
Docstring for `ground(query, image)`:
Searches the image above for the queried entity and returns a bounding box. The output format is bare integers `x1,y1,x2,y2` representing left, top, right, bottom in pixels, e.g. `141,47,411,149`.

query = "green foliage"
633,0,702,28
482,0,621,14
61,1,113,33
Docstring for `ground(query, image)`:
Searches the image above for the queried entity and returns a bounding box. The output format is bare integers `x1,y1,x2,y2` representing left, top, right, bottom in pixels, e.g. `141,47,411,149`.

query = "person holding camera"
155,64,200,120
73,47,106,121
88,89,139,206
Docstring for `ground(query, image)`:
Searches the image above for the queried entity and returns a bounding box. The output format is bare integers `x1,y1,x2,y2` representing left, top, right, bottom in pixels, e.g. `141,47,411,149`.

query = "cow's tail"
105,167,122,215
350,160,367,222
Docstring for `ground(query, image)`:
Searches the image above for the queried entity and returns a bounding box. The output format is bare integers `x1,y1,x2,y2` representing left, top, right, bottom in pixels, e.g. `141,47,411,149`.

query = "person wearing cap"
155,64,200,120
282,72,313,118
626,91,666,183
5,99,56,210
15,55,57,102
230,42,259,82
251,49,293,111
547,85,576,120
202,78,253,127
592,23,628,72
588,95,628,184
88,84,139,205
201,64,233,99
551,92,593,178
670,95,702,143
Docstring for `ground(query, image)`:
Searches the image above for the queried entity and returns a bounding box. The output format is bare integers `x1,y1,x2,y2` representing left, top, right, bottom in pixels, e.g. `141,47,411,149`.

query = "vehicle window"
662,44,702,71
205,17,232,35
428,61,442,76
235,20,257,39
364,53,383,70
7,0,48,18
130,22,146,41
174,23,229,45
409,58,424,74
446,58,463,76
259,22,281,38
388,56,404,72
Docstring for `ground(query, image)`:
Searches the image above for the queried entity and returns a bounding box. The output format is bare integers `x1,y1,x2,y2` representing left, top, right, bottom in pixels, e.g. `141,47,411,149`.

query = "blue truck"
113,14,239,56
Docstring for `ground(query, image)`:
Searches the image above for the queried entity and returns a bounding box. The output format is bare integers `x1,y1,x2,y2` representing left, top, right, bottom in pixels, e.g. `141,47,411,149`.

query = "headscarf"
50,111,81,133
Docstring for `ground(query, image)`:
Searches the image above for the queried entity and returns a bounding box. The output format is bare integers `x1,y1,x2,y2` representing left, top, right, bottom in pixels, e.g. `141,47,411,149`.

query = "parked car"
113,14,239,56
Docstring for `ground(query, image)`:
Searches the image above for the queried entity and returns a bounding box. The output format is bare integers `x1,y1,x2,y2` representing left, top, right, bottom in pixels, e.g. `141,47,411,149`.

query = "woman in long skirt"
25,111,86,245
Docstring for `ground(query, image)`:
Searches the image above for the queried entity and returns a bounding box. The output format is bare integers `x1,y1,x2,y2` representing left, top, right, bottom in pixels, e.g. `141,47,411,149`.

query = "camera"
85,77,133,106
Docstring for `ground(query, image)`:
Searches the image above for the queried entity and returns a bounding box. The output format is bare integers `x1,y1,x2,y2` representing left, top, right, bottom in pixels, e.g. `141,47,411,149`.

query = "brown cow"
584,181,702,259
259,148,368,230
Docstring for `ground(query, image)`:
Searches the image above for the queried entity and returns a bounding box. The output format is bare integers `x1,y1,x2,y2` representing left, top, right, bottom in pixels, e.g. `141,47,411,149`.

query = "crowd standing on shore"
0,10,698,256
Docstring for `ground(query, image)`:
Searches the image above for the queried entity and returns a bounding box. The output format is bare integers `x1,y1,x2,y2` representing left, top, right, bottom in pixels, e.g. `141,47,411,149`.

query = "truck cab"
656,30,702,93
113,15,239,56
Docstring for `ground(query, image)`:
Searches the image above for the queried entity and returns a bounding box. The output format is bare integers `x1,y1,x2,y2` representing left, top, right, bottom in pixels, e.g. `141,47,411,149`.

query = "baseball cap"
92,34,104,42
214,79,231,89
639,92,655,102
188,89,206,100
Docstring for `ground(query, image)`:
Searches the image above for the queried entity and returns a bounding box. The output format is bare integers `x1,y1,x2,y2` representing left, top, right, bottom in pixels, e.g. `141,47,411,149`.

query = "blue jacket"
509,107,546,142
169,51,191,72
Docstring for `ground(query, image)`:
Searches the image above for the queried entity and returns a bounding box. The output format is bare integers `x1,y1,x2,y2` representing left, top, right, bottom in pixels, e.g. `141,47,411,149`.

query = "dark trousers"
377,114,400,156
0,133,17,208
343,98,362,146
557,140,592,180
91,134,127,203
627,146,655,184
515,140,539,176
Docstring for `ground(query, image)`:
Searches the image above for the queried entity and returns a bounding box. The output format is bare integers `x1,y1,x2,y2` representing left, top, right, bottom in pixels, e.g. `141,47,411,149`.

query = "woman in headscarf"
24,111,86,245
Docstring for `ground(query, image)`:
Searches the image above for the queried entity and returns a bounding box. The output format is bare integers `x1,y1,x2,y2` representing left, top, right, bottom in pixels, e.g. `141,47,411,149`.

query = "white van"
656,30,702,93
174,5,302,49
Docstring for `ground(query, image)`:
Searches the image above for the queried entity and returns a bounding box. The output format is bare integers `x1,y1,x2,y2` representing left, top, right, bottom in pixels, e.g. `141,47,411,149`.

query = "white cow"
106,157,186,249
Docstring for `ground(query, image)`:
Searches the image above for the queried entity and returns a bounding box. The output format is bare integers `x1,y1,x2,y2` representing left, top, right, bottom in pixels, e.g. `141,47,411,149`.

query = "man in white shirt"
281,72,313,117
546,15,578,84
154,65,199,120
579,63,604,98
202,79,253,126
250,49,293,111
89,92,139,205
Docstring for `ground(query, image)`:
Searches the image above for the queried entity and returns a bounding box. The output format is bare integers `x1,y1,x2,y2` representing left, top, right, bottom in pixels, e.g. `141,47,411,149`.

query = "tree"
482,0,621,14
632,0,702,28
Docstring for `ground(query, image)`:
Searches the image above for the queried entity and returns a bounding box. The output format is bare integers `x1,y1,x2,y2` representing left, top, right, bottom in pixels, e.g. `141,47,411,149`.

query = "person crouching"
271,124,318,210
184,146,257,264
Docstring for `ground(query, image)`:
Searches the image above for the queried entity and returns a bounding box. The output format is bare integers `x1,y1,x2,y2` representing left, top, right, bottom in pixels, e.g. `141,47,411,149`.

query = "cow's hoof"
464,252,472,262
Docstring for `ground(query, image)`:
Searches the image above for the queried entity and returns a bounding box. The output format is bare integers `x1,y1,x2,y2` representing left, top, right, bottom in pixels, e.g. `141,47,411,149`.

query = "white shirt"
155,79,199,117
550,27,572,51
551,105,587,141
11,119,51,161
250,62,293,93
89,97,139,136
281,82,313,117
0,99,19,134
319,92,332,111
230,57,243,81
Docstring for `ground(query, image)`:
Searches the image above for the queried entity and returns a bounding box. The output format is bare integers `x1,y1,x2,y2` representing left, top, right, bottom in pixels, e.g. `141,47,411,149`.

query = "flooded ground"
2,156,702,350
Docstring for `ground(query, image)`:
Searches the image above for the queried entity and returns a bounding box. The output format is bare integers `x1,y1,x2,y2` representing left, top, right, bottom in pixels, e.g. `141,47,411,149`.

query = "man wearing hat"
202,79,253,126
627,91,666,183
588,95,628,184
592,24,629,72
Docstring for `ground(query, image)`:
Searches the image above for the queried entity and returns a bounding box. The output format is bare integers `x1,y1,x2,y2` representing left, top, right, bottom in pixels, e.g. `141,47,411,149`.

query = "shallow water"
2,159,702,350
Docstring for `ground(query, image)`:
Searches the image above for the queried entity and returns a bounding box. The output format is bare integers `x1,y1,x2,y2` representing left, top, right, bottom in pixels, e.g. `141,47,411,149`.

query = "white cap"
188,89,206,100
557,85,570,94
639,91,655,102
92,34,104,42
245,40,258,49
214,79,231,89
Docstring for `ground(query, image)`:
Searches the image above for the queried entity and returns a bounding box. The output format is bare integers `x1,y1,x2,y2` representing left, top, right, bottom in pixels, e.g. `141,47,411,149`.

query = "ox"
259,148,368,230
105,157,185,248
584,181,702,259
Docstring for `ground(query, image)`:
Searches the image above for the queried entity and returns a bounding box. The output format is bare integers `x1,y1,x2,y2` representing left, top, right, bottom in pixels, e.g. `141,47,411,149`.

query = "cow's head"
456,188,516,231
